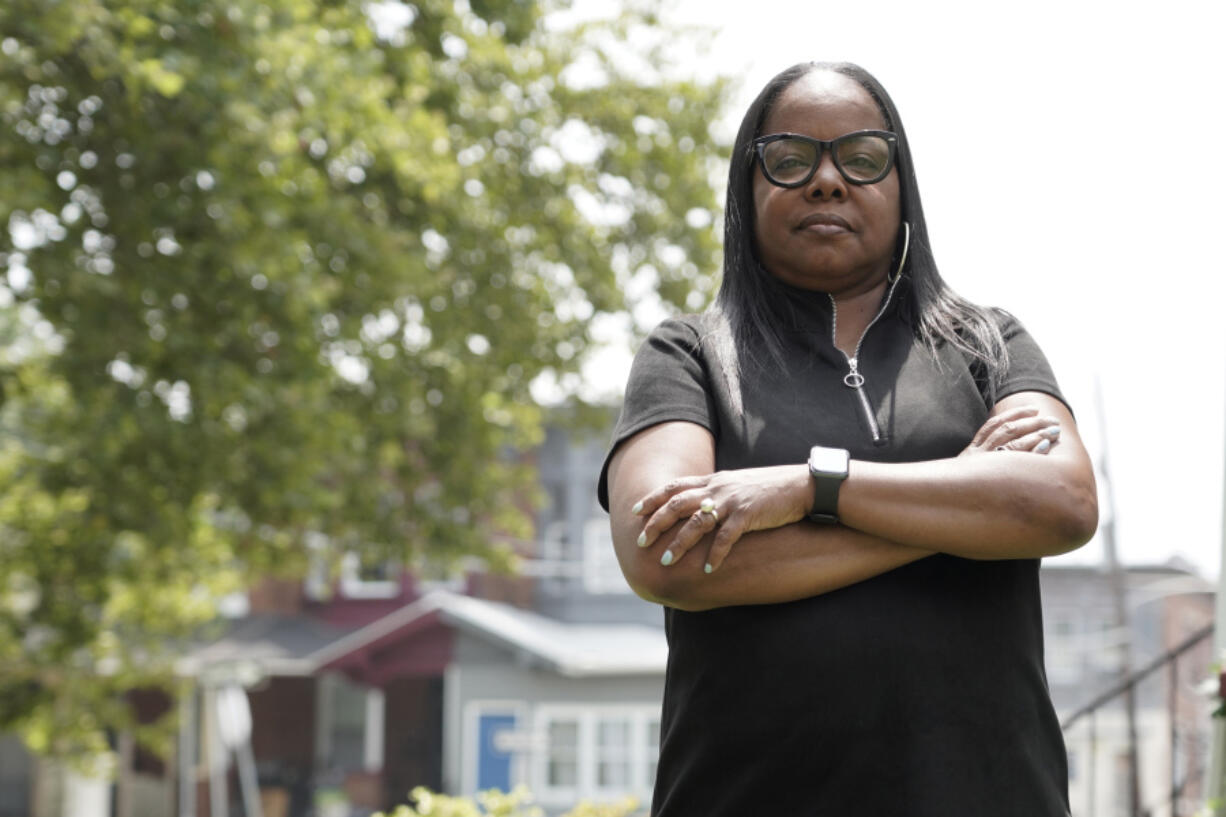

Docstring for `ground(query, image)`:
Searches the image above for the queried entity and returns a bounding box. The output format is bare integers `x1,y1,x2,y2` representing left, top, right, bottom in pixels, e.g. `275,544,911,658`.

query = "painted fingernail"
660,550,674,566
1042,426,1061,439
1036,439,1051,453
704,563,713,574
631,500,643,515
637,531,648,548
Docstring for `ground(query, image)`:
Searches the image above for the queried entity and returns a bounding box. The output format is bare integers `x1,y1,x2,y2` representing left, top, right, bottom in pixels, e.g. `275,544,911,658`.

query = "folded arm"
608,392,1098,610
607,422,931,612
839,392,1098,558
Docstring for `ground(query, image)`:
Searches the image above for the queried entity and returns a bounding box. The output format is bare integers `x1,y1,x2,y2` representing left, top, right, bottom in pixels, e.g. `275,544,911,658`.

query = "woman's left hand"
959,405,1062,457
632,465,811,574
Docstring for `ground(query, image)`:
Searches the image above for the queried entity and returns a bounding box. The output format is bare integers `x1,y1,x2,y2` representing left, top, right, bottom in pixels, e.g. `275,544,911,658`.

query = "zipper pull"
843,358,865,389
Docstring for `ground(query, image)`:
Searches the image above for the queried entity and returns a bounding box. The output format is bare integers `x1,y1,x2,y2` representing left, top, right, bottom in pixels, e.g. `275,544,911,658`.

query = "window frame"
532,703,660,806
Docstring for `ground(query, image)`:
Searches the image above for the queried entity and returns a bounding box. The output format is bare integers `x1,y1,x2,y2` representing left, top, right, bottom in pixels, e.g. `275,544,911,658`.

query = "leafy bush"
376,785,639,817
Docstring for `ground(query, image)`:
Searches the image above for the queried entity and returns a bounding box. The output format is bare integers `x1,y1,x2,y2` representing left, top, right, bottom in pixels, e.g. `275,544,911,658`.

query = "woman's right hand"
631,464,812,574
960,405,1062,457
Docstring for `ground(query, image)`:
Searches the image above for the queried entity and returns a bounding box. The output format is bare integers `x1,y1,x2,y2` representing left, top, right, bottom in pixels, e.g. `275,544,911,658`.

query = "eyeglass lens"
760,134,892,185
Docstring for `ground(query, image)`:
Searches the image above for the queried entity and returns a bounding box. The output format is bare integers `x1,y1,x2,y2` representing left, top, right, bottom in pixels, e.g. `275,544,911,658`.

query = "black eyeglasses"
753,130,898,187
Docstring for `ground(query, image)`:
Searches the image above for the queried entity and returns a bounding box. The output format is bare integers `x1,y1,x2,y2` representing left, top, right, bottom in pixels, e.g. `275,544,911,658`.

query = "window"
330,679,367,771
582,516,631,595
1090,612,1126,673
541,519,569,564
595,717,631,789
303,531,332,601
1045,610,1080,683
535,475,630,594
534,705,659,806
531,483,583,591
546,719,580,790
315,674,384,774
538,483,572,562
339,551,400,599
301,532,400,600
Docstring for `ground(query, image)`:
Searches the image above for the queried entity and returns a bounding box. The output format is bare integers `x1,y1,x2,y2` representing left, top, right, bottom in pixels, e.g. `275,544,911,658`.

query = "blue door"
476,712,517,791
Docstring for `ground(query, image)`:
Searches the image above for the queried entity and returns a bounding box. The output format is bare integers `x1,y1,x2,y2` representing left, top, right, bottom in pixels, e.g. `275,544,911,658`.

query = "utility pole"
1097,377,1142,817
1207,361,1226,814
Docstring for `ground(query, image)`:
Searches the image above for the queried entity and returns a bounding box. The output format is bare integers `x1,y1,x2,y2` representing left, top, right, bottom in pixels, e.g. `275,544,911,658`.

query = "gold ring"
699,498,719,525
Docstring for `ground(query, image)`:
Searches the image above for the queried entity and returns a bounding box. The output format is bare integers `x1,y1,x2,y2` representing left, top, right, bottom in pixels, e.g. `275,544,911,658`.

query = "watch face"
809,446,850,475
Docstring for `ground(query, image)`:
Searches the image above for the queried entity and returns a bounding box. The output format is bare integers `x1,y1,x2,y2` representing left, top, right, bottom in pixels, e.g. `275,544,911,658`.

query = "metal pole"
1170,658,1178,817
1209,352,1226,813
1090,710,1098,817
116,731,134,817
206,687,227,817
179,686,196,817
235,740,263,817
1096,377,1141,816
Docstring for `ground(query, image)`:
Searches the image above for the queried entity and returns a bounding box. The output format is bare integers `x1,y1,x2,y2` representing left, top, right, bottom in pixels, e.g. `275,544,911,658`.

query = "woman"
598,63,1097,816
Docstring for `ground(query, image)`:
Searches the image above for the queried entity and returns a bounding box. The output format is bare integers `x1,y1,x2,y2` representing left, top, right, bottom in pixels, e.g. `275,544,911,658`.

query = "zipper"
829,275,903,444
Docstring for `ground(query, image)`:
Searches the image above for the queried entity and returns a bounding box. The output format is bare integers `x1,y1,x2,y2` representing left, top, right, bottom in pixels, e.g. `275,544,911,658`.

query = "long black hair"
713,61,1007,400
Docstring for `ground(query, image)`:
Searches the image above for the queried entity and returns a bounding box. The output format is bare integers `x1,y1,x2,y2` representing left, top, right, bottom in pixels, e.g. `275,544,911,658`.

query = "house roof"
177,613,349,679
181,590,667,681
1041,557,1212,582
308,590,668,678
437,591,668,677
1039,561,1215,600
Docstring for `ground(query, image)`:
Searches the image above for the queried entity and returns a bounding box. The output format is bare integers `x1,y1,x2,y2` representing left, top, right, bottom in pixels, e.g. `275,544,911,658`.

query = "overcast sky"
577,0,1226,577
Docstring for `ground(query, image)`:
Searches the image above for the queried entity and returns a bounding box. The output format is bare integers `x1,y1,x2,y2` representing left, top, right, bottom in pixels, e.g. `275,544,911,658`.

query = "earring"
888,222,911,283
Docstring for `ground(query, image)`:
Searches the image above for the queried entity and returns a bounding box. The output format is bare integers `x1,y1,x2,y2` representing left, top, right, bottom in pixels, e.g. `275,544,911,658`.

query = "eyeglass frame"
752,129,899,188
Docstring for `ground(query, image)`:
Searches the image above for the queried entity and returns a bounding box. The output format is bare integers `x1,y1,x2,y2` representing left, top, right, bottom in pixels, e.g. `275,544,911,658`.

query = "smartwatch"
807,445,850,524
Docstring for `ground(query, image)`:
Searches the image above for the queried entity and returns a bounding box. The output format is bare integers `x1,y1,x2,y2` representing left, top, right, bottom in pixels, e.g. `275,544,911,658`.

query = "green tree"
0,0,727,756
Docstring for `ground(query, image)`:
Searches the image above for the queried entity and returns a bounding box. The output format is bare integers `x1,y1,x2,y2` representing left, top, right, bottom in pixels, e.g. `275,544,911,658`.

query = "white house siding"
446,631,664,814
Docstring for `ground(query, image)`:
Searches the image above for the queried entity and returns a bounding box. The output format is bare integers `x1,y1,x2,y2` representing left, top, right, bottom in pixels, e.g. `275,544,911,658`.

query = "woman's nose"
804,153,847,199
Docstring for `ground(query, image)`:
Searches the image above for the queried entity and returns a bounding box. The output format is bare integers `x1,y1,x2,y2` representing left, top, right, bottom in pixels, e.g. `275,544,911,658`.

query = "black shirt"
598,283,1071,817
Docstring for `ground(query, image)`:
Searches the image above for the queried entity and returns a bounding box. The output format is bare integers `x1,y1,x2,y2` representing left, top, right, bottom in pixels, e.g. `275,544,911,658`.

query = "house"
1042,561,1216,817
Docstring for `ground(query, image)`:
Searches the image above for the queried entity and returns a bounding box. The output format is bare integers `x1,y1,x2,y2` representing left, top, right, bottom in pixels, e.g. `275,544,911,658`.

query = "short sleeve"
993,310,1069,412
596,317,717,511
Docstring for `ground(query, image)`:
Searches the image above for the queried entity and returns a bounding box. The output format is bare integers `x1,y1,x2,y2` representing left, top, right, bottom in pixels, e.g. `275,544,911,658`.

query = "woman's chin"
766,264,889,295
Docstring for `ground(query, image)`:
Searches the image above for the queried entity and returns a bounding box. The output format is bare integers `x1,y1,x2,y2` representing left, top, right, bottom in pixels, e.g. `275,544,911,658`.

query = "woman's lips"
797,213,853,235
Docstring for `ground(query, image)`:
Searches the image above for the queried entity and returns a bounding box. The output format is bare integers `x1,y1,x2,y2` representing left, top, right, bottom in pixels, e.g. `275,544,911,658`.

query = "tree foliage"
0,0,727,754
